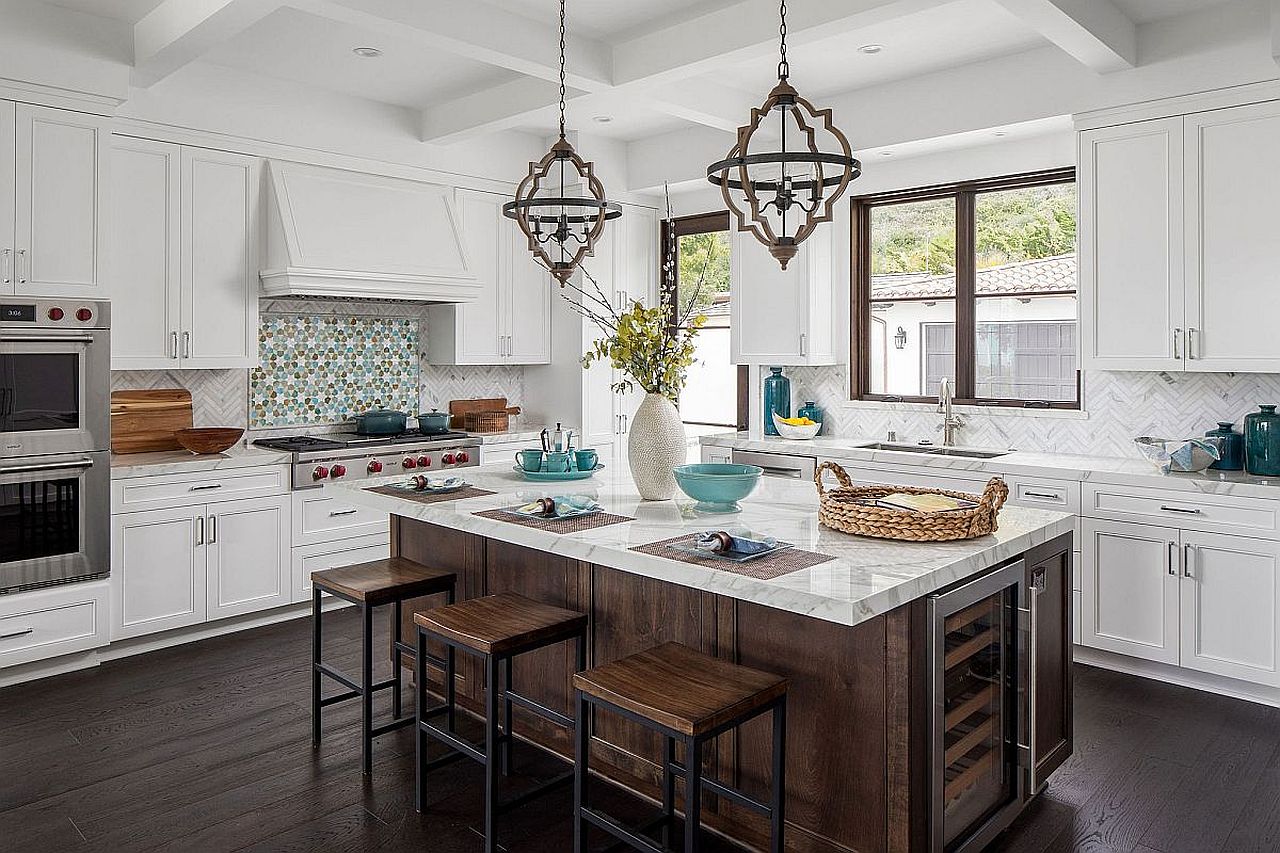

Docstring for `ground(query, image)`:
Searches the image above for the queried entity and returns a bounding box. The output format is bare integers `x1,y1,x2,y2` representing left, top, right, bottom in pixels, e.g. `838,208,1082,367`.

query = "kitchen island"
332,465,1075,853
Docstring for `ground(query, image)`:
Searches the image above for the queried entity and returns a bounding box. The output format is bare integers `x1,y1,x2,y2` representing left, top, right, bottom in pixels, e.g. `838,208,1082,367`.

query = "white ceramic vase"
627,392,687,500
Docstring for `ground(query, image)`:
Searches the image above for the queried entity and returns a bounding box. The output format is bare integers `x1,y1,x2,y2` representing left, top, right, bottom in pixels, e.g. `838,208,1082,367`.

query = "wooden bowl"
175,428,244,455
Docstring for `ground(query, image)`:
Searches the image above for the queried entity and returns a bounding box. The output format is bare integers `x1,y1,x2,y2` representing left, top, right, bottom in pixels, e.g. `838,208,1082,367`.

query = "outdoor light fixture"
503,0,620,285
706,0,861,269
894,326,907,349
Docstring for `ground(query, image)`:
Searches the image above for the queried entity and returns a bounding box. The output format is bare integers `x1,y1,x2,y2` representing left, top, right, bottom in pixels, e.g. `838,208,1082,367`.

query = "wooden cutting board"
110,389,194,454
448,397,508,429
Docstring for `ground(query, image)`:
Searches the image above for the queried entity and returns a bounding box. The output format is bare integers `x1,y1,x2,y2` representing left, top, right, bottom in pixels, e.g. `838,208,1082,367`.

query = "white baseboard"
1073,645,1280,708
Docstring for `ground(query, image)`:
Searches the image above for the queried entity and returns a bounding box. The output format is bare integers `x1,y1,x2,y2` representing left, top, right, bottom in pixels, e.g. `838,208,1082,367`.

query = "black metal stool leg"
311,587,322,748
771,699,787,853
501,655,513,776
574,690,590,853
684,736,703,853
446,588,457,733
361,603,374,775
415,627,428,813
484,653,500,853
392,599,403,720
662,735,676,848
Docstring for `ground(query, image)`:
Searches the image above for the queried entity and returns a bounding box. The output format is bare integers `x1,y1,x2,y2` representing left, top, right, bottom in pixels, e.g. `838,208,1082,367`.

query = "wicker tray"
814,461,1008,542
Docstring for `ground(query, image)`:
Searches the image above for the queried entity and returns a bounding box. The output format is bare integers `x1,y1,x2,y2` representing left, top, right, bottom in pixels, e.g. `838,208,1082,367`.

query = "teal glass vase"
1244,405,1280,477
797,401,824,435
762,367,790,436
1205,421,1244,471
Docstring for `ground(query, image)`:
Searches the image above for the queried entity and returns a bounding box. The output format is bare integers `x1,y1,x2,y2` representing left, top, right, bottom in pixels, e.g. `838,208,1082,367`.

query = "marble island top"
330,463,1074,627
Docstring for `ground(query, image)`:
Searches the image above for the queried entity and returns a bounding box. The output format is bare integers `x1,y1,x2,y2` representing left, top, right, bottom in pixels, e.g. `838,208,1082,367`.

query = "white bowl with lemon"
772,412,822,439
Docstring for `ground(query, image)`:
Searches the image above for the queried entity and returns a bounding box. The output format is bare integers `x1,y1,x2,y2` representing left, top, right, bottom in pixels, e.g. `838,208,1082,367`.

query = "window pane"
869,300,956,397
676,231,731,316
975,297,1077,402
975,184,1077,270
870,198,956,296
675,230,736,427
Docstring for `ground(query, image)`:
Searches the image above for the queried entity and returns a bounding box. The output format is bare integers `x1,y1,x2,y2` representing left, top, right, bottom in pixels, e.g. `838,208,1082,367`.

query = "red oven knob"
402,457,417,469
456,451,470,464
47,307,64,321
75,307,93,322
367,460,383,474
330,464,347,478
417,455,432,467
442,453,456,465
312,466,329,481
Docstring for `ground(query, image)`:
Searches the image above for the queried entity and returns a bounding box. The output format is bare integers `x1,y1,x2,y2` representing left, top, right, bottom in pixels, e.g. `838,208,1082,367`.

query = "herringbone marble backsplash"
788,366,1280,459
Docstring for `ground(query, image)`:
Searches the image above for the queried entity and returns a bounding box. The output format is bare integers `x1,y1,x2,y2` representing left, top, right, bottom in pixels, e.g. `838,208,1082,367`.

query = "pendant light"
706,0,861,269
503,0,620,286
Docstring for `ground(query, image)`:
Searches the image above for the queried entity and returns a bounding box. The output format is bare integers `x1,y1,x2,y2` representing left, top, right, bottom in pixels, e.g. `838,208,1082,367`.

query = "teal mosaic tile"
249,315,419,427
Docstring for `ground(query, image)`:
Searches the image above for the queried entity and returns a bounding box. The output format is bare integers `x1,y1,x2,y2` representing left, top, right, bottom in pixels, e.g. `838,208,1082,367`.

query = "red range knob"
417,456,432,467
312,466,329,481
367,460,383,474
75,307,93,322
456,451,470,464
330,464,346,478
402,457,417,469
441,453,456,465
47,307,64,321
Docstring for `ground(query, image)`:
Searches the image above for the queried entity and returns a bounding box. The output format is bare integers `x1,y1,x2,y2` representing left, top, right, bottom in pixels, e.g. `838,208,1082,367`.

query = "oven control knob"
456,451,470,464
75,307,93,322
442,453,456,465
330,464,346,478
47,307,64,321
402,457,417,469
367,460,383,474
312,466,329,481
417,456,432,467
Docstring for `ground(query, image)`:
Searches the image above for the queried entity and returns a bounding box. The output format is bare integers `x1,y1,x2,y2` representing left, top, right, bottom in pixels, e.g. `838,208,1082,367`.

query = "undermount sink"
858,442,1008,460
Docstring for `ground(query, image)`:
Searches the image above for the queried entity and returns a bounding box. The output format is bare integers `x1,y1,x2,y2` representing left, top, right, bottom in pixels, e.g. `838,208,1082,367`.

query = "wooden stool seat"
573,641,788,737
414,592,588,655
311,556,456,605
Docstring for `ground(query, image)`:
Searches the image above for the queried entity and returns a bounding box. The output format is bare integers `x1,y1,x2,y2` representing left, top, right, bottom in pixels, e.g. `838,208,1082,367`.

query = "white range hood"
259,160,482,302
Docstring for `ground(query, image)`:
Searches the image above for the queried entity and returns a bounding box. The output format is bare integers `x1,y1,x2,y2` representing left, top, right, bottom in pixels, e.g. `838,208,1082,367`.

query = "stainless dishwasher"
730,449,816,480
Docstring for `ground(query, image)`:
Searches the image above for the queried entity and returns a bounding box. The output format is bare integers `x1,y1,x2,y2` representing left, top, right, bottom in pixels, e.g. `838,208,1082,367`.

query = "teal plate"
512,464,604,482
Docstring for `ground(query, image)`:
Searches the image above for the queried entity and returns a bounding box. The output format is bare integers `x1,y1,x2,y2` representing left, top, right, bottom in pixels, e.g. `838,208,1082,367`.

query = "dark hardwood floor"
2,608,1278,852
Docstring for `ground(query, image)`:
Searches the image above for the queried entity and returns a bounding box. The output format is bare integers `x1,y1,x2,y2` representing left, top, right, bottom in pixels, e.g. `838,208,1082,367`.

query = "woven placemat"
473,507,634,533
630,534,835,580
366,485,496,504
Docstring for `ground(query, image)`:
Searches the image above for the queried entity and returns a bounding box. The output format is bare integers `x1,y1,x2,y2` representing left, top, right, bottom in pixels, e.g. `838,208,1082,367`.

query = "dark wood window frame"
661,210,749,430
850,167,1080,409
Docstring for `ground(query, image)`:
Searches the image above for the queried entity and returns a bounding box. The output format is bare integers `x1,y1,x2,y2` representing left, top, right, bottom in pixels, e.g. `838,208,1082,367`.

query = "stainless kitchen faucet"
937,377,964,447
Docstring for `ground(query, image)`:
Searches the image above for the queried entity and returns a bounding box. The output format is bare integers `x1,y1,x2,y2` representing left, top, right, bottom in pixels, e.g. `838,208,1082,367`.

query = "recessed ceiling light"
592,115,614,124
879,150,894,157
992,130,1008,137
352,46,382,58
858,44,884,55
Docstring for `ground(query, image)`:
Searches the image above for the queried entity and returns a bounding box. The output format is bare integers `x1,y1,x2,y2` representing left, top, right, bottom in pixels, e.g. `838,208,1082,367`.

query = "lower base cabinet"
204,495,291,621
0,581,109,668
290,533,391,603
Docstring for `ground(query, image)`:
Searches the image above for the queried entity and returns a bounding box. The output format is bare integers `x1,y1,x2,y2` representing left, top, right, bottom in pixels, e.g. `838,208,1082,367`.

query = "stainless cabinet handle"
0,457,93,475
1184,543,1194,578
171,331,179,360
329,508,359,517
1188,328,1199,360
16,249,26,284
1160,504,1202,515
208,515,217,544
1168,541,1178,576
1173,328,1182,360
0,627,34,640
800,332,807,357
1,248,10,284
195,515,204,546
1023,490,1062,501
759,466,804,478
182,331,191,358
189,483,222,492
621,414,627,434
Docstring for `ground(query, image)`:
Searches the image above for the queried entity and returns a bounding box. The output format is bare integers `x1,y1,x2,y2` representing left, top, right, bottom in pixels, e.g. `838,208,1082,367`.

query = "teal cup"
575,449,598,471
516,449,544,472
545,451,571,473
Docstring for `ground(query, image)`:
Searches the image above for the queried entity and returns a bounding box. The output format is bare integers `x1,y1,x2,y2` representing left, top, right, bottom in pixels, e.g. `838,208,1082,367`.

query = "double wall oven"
0,300,110,594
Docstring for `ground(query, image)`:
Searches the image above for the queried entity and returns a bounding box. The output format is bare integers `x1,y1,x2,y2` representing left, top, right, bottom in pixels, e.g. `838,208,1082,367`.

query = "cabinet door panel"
180,148,260,368
1184,103,1280,371
1180,531,1280,686
506,232,552,364
111,506,205,639
109,137,181,368
731,232,805,364
1081,518,1180,664
1029,546,1072,788
452,190,504,364
14,105,108,296
205,494,290,620
0,102,14,295
1078,119,1184,370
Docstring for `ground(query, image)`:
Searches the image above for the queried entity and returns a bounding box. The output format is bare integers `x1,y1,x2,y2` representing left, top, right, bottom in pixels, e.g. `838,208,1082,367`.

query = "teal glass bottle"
1205,421,1244,471
797,401,824,435
762,367,791,436
1244,405,1280,476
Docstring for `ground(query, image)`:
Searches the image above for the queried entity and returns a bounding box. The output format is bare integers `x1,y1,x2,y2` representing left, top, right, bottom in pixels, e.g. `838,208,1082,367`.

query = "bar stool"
572,642,788,853
311,556,456,774
413,592,588,853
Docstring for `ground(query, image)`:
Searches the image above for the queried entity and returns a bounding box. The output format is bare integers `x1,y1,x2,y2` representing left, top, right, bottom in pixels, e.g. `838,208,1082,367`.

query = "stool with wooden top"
310,556,456,775
413,592,588,853
572,642,789,853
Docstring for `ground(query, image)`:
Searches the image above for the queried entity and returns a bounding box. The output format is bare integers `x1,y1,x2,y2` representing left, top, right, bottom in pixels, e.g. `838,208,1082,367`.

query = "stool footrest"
394,640,447,671
315,662,399,697
370,716,415,738
319,689,360,707
505,689,574,729
420,720,507,765
495,768,574,816
581,807,667,853
600,813,674,853
668,760,774,816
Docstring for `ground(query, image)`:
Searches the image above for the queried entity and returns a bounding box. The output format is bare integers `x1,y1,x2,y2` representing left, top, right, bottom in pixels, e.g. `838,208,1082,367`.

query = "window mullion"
955,191,976,401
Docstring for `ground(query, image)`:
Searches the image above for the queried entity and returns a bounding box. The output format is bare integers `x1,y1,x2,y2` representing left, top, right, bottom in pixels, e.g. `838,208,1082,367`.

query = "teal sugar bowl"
672,463,763,513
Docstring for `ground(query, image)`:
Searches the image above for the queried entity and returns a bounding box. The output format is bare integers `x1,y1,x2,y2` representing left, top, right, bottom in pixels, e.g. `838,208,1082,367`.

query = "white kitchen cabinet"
0,103,14,292
293,490,388,547
1081,518,1181,665
291,533,390,603
730,226,836,365
1182,101,1280,372
429,189,551,365
111,505,206,640
0,581,108,669
1179,530,1280,687
205,494,291,621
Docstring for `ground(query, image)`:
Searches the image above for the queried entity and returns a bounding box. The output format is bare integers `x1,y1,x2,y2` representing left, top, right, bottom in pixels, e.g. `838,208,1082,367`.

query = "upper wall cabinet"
1079,97,1280,373
108,137,262,369
428,189,551,365
0,102,109,297
730,226,837,365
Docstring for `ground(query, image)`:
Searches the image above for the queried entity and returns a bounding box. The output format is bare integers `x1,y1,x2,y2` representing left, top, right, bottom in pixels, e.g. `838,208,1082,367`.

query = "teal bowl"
672,463,763,513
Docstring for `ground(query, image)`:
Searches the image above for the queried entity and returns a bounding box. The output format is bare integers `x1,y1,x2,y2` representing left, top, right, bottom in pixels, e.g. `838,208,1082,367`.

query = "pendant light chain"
777,0,789,80
558,0,567,139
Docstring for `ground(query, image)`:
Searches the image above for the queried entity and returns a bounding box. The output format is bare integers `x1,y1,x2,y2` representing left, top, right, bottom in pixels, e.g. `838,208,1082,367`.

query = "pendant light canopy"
503,0,620,286
707,0,861,269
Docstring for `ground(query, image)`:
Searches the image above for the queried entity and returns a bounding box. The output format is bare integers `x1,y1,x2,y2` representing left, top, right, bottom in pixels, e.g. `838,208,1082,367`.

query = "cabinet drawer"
826,461,996,496
112,466,288,513
1006,476,1082,547
1083,483,1280,538
0,581,107,668
293,491,389,547
291,534,391,603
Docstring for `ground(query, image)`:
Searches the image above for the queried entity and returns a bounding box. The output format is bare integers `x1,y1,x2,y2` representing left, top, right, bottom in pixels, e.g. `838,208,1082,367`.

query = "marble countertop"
110,445,291,478
466,429,545,445
704,433,1280,499
329,463,1074,627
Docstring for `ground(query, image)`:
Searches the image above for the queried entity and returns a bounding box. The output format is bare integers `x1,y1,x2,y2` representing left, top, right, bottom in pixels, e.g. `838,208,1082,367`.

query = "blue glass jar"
1245,405,1280,477
762,367,790,436
1205,421,1244,471
797,400,824,435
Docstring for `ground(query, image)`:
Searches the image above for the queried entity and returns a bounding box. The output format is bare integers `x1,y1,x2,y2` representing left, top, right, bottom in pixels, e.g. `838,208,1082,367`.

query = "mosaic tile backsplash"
249,315,419,427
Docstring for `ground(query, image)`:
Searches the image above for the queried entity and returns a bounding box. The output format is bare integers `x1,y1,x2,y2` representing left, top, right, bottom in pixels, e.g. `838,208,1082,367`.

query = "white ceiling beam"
1272,0,1280,66
133,0,280,86
635,81,752,135
421,78,581,145
992,0,1136,72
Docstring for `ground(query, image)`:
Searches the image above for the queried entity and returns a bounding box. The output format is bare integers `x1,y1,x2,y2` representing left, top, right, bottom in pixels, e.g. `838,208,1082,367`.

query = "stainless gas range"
253,431,481,490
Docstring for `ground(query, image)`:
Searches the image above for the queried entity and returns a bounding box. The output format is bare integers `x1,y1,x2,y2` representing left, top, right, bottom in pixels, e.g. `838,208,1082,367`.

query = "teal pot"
1205,421,1244,471
1244,405,1280,477
797,401,824,435
762,367,790,437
